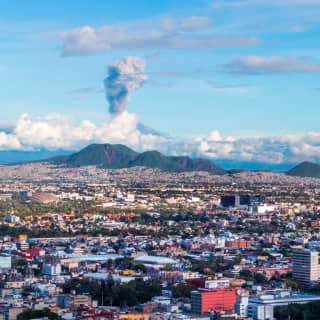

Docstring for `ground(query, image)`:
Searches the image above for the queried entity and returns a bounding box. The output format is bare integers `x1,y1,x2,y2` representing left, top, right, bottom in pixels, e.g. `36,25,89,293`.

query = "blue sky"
1,0,320,164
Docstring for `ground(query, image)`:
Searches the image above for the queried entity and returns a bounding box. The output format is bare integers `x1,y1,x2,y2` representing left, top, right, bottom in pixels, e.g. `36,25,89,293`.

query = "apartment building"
293,249,320,286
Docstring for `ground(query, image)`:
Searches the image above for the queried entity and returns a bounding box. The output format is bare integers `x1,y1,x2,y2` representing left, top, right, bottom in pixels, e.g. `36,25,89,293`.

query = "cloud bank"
1,113,320,164
56,16,259,56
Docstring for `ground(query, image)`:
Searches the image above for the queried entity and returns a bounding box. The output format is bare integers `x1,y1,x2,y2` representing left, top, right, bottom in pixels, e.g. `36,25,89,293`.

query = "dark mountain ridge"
48,143,226,174
51,144,138,169
286,161,320,178
3,143,320,178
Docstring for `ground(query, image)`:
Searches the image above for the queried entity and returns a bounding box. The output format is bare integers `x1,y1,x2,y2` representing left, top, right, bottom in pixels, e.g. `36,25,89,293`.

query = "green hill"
287,161,320,178
129,151,175,171
48,143,226,174
51,144,138,169
171,156,226,174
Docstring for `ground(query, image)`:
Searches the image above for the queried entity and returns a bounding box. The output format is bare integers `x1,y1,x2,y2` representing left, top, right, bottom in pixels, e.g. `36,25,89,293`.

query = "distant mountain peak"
47,143,227,174
2,144,319,177
51,143,138,169
287,161,320,178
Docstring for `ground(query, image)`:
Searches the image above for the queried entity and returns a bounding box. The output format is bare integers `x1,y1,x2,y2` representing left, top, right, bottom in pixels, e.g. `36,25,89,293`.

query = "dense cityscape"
1,157,320,320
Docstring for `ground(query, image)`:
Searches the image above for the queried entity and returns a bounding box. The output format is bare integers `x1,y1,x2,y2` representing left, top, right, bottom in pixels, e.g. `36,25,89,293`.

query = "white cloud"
0,132,21,151
225,56,320,74
55,16,259,56
207,130,222,142
2,113,320,164
0,112,168,153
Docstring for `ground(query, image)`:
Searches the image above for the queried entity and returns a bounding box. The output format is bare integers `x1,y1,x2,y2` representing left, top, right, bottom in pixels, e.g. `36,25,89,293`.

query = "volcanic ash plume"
104,56,147,115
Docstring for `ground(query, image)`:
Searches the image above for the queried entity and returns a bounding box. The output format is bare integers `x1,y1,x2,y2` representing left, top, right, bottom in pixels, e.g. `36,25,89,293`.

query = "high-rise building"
221,195,265,208
235,296,248,318
240,195,265,206
293,249,320,286
191,288,237,315
220,196,240,208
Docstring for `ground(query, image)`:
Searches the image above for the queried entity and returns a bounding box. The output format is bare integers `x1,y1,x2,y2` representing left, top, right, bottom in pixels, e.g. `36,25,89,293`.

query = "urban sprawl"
1,163,320,320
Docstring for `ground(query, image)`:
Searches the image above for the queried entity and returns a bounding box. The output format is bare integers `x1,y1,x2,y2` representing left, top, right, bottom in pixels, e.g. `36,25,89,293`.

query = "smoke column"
104,56,147,115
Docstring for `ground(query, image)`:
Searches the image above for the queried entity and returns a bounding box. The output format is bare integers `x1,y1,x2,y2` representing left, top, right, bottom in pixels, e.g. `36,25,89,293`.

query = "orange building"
226,239,251,248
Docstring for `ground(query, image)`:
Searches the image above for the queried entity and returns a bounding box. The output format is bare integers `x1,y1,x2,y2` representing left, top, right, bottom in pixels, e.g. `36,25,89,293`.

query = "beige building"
0,306,25,320
293,249,320,286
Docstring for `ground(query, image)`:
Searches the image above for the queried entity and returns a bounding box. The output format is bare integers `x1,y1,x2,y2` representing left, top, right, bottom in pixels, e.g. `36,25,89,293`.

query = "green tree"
17,309,60,320
169,283,197,298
